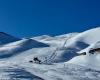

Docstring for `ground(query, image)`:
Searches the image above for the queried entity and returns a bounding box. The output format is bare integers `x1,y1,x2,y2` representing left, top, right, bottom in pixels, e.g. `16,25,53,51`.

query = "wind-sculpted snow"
33,35,53,41
32,33,79,46
0,38,49,58
55,33,79,38
0,27,100,80
66,27,100,47
0,66,44,80
70,40,100,69
57,41,89,62
22,63,100,80
0,61,100,80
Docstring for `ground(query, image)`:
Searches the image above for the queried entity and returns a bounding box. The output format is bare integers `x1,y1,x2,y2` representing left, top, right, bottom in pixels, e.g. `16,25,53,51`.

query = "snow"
0,27,100,80
68,40,100,70
67,54,100,70
55,33,79,38
33,33,79,47
0,38,49,58
78,41,100,54
66,27,100,47
33,35,53,41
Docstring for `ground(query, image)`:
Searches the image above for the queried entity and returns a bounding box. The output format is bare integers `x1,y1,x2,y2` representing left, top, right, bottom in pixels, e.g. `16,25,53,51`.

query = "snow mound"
58,27,100,58
33,35,53,41
33,33,79,47
55,33,79,38
67,54,100,70
67,27,100,47
68,41,100,70
0,38,49,58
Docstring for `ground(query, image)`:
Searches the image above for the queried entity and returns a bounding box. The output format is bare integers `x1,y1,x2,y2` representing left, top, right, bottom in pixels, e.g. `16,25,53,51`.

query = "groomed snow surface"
0,27,100,80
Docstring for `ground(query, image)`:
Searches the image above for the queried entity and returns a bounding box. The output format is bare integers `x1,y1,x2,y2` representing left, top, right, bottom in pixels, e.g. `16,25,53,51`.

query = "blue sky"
0,0,100,38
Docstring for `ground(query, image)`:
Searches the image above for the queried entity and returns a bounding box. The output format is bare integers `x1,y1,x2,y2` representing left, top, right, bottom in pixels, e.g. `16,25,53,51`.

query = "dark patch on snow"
75,41,89,49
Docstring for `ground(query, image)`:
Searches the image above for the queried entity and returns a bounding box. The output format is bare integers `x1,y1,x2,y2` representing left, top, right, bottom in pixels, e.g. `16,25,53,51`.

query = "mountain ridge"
0,27,100,80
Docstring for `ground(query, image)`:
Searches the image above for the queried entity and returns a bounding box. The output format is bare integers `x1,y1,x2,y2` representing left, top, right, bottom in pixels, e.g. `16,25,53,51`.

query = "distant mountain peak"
0,32,11,36
0,32,20,45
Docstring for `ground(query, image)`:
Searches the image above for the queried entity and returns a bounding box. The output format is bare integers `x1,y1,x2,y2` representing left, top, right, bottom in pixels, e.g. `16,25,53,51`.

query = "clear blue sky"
0,0,100,38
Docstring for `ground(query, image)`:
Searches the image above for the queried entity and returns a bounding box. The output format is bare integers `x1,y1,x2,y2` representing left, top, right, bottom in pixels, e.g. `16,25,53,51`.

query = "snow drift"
0,38,49,58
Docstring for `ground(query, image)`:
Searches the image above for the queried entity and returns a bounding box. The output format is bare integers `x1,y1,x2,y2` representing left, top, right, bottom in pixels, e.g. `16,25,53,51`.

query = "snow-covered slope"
33,33,79,47
32,27,100,61
68,40,100,70
0,32,20,45
55,27,100,60
0,27,100,80
33,35,53,41
66,27,100,47
55,33,78,38
0,38,49,58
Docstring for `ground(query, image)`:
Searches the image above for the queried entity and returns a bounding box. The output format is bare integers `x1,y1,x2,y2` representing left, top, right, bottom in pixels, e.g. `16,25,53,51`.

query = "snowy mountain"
33,33,79,47
0,38,49,58
0,27,100,80
66,27,100,48
0,32,20,45
68,41,100,70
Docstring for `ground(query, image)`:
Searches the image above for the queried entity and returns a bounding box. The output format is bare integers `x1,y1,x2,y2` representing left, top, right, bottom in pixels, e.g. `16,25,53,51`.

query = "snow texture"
0,27,100,80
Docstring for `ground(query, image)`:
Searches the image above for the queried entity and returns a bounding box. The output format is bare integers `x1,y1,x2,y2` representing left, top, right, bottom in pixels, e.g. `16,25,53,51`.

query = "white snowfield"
0,27,100,80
